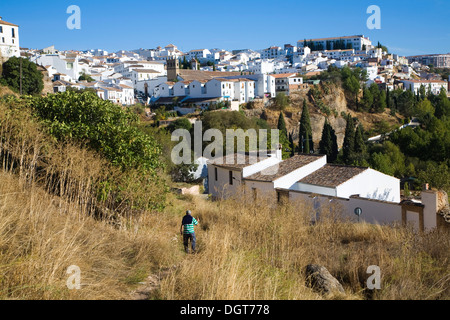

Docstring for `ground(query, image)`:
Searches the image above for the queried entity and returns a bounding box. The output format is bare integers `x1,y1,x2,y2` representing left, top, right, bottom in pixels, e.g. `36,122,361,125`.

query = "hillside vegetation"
0,91,449,300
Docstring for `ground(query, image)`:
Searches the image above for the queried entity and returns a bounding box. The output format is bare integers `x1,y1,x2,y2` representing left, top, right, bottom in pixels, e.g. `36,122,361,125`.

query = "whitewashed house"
0,17,20,61
208,153,401,203
272,73,303,95
401,79,448,95
208,151,283,200
34,53,82,81
290,164,400,203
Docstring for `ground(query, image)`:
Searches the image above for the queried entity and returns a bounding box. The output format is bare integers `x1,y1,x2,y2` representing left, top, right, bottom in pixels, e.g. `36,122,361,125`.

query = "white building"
154,77,256,105
131,69,162,86
33,53,82,81
297,35,372,51
247,59,275,74
185,49,212,62
401,79,448,95
272,73,304,95
261,46,286,60
0,17,19,61
114,60,165,78
208,153,400,203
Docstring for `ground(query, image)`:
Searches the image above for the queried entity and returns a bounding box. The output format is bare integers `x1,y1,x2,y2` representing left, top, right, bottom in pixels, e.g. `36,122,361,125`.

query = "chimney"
423,183,429,191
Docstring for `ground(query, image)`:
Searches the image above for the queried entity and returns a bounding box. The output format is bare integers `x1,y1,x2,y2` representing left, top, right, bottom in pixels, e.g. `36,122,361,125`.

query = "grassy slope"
0,89,448,300
1,171,449,300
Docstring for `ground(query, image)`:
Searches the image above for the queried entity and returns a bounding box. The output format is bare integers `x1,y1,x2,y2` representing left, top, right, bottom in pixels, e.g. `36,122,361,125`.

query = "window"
12,28,15,38
215,167,218,181
0,26,2,33
229,171,233,185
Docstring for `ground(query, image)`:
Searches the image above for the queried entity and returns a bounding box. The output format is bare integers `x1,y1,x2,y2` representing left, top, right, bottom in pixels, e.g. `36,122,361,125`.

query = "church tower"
167,57,179,82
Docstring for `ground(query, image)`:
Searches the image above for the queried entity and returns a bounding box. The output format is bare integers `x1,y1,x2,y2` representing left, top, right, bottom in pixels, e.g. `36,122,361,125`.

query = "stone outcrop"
305,264,345,295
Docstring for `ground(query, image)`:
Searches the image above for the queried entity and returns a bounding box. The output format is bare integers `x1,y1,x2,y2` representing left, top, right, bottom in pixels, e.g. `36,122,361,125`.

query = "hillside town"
1,16,448,110
0,3,450,304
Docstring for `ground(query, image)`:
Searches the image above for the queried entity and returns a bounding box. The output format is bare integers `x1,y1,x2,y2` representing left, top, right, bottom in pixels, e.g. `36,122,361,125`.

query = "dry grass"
0,171,183,299
1,171,448,300
161,192,450,300
0,97,448,300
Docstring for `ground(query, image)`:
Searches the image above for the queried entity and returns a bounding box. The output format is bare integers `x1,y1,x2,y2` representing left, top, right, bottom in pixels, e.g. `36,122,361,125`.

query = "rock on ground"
305,264,345,295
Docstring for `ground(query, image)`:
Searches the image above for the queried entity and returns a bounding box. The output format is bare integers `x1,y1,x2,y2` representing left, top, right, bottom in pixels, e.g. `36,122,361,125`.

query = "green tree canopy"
1,57,44,95
319,120,338,162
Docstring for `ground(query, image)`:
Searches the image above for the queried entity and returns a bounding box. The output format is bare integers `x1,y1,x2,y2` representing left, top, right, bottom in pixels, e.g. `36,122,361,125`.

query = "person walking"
180,210,199,254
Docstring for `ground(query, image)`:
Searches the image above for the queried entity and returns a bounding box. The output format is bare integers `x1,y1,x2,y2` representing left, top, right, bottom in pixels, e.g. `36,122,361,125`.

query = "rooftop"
298,164,368,188
298,35,369,42
245,154,325,182
208,153,274,170
0,19,18,27
177,70,241,82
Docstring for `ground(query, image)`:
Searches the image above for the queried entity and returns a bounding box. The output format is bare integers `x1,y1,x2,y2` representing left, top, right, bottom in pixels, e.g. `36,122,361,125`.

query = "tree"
304,131,310,154
0,57,44,95
419,85,426,100
354,124,366,155
344,75,360,107
342,114,356,164
288,132,295,157
435,87,450,119
275,92,289,110
414,98,435,123
299,99,313,154
319,120,338,162
168,117,193,133
277,112,288,140
397,89,416,117
78,72,95,82
361,87,373,112
370,141,406,178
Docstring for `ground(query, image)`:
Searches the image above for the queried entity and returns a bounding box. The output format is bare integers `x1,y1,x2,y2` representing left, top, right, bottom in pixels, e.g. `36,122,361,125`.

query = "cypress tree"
342,114,356,164
289,132,295,157
319,120,339,162
330,125,338,163
319,120,332,158
299,99,313,154
386,87,391,109
277,112,288,140
354,124,366,155
304,131,310,154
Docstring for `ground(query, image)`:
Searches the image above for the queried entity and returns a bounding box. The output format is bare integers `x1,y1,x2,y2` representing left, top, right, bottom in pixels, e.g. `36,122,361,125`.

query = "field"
1,172,448,300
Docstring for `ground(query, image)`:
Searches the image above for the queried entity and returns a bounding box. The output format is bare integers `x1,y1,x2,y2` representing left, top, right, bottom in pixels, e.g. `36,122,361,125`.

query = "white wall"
35,54,81,81
0,21,20,58
421,191,438,231
288,189,438,232
336,169,400,203
208,166,242,199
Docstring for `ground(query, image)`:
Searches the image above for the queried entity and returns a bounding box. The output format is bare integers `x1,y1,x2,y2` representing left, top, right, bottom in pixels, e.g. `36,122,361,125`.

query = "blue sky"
1,0,449,56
